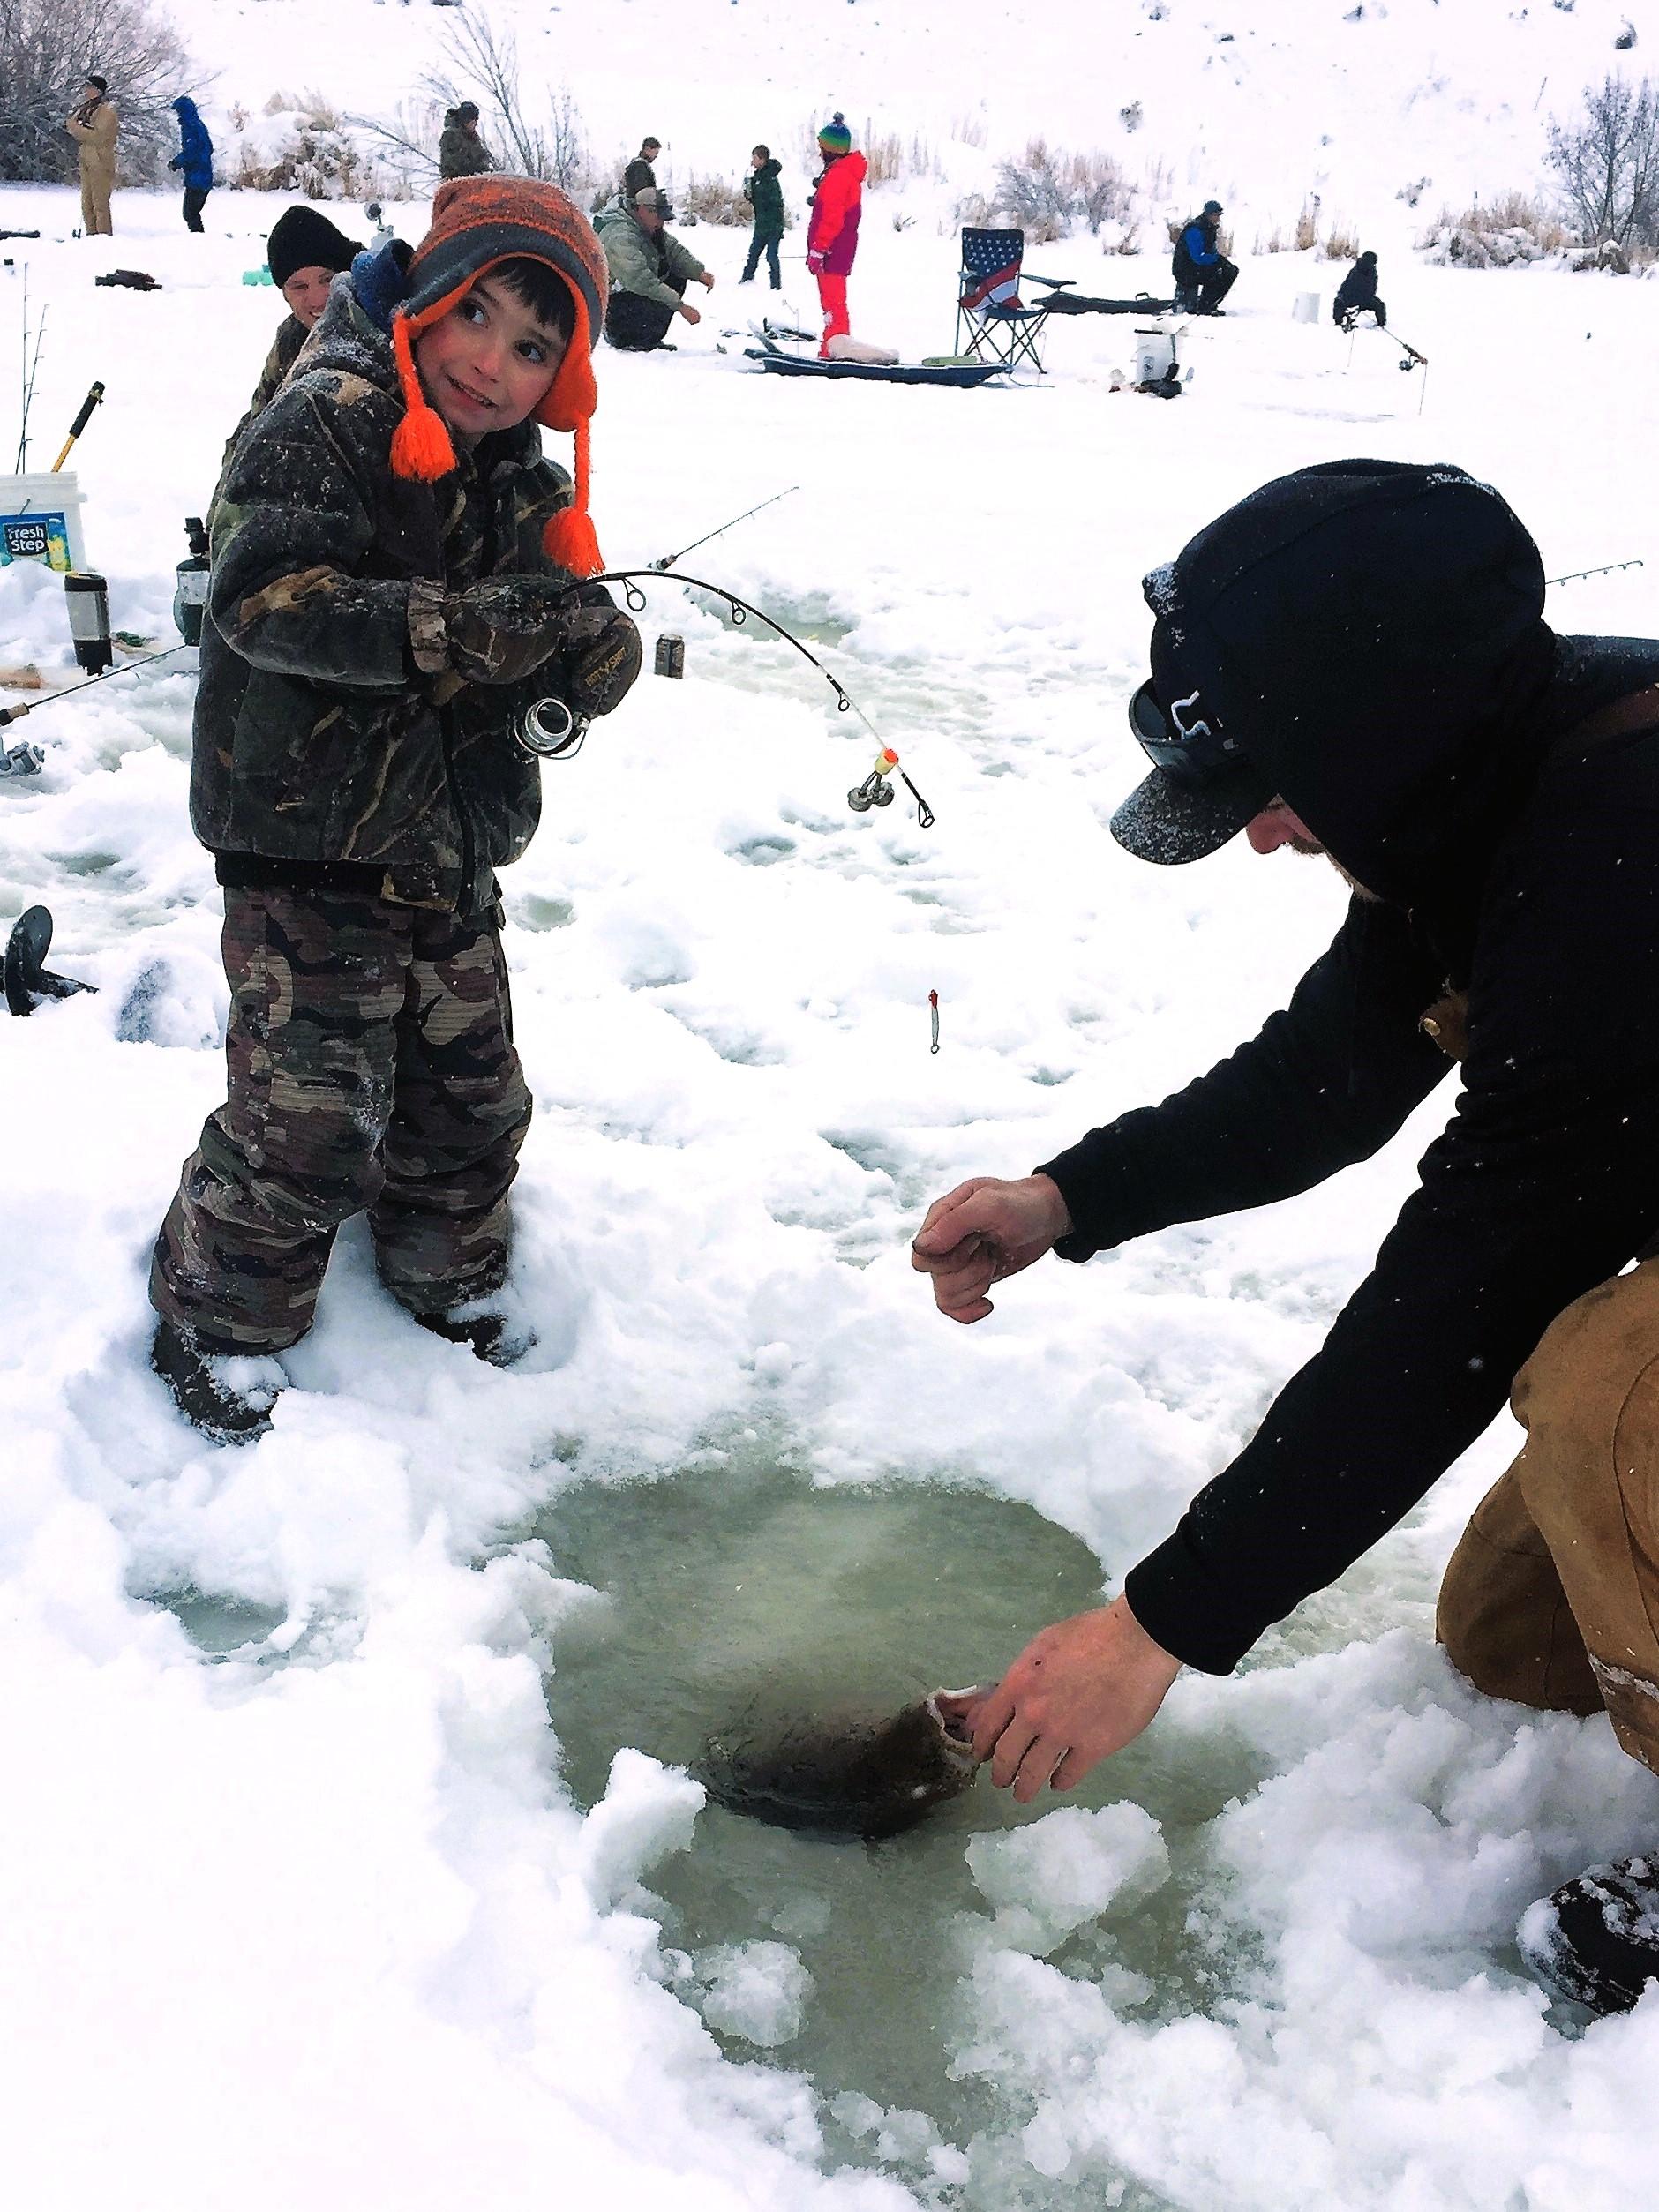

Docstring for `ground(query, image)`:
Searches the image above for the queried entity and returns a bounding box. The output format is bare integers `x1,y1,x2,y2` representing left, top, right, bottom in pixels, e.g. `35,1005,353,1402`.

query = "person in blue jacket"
1171,199,1237,316
169,96,214,233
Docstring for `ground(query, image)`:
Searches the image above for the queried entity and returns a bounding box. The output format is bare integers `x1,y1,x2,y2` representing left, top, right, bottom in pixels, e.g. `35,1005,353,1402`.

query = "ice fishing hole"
535,1453,1259,2208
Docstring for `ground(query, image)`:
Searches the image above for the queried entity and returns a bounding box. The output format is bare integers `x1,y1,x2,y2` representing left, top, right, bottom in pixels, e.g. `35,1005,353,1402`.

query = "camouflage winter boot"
151,1319,283,1443
413,1301,536,1368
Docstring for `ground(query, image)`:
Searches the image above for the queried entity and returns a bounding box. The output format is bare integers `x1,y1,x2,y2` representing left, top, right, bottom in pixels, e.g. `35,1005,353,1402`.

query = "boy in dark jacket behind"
1332,250,1385,329
152,176,642,1439
223,206,362,465
740,146,784,289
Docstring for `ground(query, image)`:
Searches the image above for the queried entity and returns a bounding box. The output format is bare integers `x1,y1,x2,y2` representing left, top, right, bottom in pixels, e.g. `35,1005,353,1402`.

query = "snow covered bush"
1418,191,1573,266
0,0,191,183
228,91,379,199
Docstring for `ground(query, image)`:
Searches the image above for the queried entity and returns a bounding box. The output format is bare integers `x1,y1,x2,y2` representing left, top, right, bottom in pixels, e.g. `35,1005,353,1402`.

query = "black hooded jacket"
1038,461,1659,1673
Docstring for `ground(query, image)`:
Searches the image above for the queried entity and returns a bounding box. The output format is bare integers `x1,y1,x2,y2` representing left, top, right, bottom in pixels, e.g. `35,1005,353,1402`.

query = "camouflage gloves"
409,574,642,717
558,599,643,718
439,574,591,686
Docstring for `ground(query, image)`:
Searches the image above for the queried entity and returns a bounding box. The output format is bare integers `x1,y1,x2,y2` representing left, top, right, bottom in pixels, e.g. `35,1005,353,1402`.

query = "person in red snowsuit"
807,114,866,358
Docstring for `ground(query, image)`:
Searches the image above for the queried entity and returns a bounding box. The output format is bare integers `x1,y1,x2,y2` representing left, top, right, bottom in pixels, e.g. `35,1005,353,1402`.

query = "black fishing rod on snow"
519,560,935,829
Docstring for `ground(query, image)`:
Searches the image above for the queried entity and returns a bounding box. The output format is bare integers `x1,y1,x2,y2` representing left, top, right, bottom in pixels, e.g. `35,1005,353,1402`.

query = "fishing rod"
523,566,936,827
650,485,799,572
1546,558,1644,587
0,641,195,731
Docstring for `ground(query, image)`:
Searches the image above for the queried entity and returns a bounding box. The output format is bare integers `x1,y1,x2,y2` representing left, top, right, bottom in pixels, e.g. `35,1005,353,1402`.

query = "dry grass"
1416,188,1573,263
1321,221,1361,259
679,171,747,224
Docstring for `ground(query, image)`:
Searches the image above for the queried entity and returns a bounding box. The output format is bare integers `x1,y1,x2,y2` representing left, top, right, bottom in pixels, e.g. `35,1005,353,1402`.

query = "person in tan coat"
67,76,118,236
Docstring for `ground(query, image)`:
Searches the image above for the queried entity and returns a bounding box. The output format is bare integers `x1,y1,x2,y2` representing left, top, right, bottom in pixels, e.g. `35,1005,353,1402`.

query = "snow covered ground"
3,9,1659,2196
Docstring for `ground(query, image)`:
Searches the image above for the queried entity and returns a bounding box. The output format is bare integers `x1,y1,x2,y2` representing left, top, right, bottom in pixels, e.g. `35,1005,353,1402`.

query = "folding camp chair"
955,228,1074,373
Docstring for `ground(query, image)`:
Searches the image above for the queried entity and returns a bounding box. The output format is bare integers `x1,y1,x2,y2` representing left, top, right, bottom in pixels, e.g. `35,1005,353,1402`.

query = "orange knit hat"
388,176,610,577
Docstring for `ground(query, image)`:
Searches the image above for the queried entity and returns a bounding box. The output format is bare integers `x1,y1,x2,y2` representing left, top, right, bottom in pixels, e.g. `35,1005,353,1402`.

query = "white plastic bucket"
1292,290,1321,325
1134,328,1176,384
0,472,88,572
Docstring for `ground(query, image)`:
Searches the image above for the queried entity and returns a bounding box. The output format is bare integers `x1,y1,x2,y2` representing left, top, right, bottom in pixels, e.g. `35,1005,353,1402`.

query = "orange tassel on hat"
543,416,604,578
388,312,458,484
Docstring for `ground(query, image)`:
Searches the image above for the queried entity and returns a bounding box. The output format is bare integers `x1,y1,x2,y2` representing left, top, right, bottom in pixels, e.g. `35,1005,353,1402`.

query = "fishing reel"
516,696,589,761
848,747,899,812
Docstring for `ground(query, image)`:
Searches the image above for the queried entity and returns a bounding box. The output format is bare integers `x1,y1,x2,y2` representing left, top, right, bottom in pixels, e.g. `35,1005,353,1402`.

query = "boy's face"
413,274,569,443
751,152,762,169
282,265,336,328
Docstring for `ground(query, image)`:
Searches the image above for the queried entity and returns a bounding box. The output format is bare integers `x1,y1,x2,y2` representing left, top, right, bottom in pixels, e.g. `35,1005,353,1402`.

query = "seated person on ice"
914,460,1659,2020
1171,200,1237,316
151,176,642,1441
595,185,713,350
1332,250,1385,330
224,206,361,459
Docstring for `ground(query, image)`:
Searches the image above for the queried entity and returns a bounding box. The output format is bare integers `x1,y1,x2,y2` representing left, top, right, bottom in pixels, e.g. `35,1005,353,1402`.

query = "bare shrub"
991,137,1141,246
951,111,988,149
420,6,589,189
349,95,446,195
1294,202,1317,251
0,0,194,184
1547,72,1659,251
1321,220,1361,259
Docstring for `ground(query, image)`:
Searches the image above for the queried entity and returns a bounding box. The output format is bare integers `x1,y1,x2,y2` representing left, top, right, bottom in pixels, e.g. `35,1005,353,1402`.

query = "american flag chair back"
956,227,1054,372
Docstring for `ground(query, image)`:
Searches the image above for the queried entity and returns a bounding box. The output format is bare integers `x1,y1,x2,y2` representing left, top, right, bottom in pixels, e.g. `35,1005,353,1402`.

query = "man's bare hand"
936,1598,1181,1803
909,1173,1071,1323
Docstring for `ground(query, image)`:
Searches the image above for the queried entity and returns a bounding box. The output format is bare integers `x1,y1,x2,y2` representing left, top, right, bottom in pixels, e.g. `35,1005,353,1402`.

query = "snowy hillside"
162,0,1646,244
3,0,1659,2208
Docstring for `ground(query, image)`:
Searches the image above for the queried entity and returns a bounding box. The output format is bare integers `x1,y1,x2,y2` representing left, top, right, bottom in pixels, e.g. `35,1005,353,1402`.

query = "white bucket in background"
0,472,88,571
1133,327,1176,384
1292,290,1321,325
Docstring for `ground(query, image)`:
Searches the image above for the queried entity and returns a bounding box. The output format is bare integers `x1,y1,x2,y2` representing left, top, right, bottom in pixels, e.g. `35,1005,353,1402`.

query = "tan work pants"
79,161,114,236
1438,1260,1659,1773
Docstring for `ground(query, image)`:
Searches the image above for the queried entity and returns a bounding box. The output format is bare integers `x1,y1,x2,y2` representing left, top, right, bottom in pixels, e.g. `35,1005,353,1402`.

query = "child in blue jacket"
169,97,214,232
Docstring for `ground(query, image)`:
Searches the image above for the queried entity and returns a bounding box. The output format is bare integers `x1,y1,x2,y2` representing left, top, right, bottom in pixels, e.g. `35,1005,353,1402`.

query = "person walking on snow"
66,75,118,237
595,185,713,350
807,115,864,357
912,459,1659,2020
1171,199,1237,315
1332,250,1385,330
740,145,784,289
439,102,495,182
169,96,214,232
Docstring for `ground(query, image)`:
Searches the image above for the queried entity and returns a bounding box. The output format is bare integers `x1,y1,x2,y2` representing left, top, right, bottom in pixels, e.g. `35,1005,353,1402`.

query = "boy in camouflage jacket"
151,176,642,1440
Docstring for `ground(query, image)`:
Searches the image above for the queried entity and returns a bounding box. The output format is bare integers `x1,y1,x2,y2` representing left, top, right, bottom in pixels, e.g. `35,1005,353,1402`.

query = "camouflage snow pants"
150,881,532,1351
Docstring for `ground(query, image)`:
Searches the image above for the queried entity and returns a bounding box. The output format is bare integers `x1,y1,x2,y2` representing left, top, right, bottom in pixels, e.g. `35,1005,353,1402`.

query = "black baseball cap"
1107,461,1551,879
1109,636,1272,865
